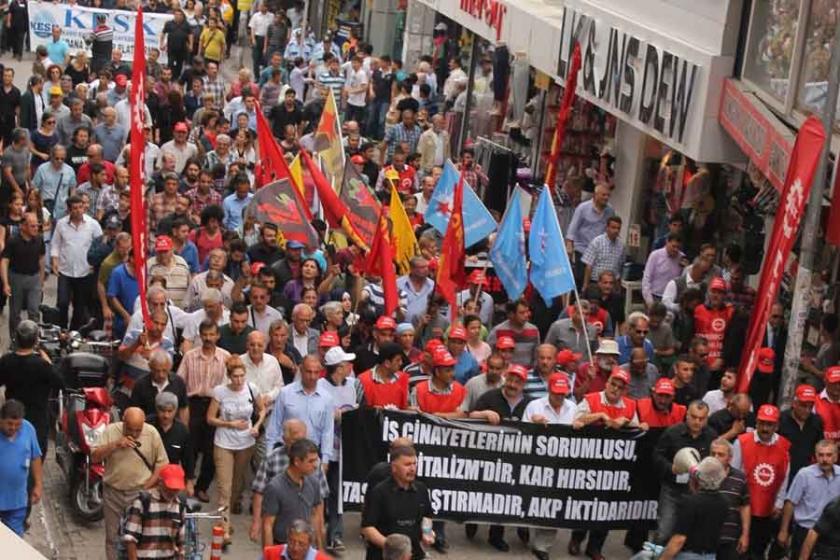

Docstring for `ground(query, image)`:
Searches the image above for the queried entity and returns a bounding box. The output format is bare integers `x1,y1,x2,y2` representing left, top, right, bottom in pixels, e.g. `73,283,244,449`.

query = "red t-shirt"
190,227,224,266
358,369,409,409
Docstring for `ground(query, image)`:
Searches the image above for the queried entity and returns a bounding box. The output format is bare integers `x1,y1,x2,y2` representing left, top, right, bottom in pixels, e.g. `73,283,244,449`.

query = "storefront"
402,0,745,253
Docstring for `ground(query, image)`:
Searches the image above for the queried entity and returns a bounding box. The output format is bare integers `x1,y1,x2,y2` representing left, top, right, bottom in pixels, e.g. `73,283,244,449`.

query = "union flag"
436,170,466,320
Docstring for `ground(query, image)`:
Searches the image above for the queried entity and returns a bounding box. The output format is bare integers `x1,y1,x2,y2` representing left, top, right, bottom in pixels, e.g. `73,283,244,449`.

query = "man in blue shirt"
446,326,480,384
617,311,655,364
565,184,615,285
107,253,140,340
265,355,334,463
46,26,70,65
223,174,253,231
0,399,43,536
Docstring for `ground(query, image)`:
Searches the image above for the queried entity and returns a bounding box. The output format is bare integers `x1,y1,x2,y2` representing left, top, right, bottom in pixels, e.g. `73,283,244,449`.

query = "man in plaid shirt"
121,464,187,559
201,61,227,110
382,109,422,161
581,215,626,292
250,418,329,541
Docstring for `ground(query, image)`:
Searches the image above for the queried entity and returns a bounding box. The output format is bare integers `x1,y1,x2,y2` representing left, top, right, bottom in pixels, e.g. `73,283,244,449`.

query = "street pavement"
0,47,634,559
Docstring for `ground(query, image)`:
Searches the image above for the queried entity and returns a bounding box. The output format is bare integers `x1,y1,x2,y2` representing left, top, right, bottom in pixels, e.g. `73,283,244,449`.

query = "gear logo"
712,318,726,332
753,463,776,487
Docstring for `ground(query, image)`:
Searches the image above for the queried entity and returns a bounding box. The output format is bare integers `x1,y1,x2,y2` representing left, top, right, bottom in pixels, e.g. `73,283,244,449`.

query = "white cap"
324,346,356,366
594,339,620,356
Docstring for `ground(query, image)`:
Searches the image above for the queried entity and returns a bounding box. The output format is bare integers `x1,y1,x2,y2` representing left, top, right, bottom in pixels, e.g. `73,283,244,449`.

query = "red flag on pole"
737,116,826,392
254,107,311,219
436,170,466,321
545,42,581,190
129,8,150,328
363,210,398,317
826,157,840,246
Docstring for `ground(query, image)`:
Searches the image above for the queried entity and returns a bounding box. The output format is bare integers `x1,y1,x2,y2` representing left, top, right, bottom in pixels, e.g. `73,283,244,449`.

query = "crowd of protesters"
0,0,839,559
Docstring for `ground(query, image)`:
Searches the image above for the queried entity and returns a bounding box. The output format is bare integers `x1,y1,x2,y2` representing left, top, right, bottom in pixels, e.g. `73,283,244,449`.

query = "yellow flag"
289,154,304,197
389,186,419,275
313,89,345,184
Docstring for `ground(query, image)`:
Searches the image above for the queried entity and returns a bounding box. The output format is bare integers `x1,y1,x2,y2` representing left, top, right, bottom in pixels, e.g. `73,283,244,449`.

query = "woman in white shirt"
207,355,266,546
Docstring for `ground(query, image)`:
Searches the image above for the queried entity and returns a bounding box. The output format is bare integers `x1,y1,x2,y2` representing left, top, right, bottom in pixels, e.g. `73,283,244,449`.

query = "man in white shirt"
180,288,230,352
248,2,274,77
242,330,283,409
247,282,283,335
344,56,368,125
51,194,102,329
523,373,575,559
291,303,318,357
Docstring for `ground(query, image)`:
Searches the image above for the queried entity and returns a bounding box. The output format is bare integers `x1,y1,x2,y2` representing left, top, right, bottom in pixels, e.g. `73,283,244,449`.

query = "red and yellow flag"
364,210,399,317
436,170,466,320
313,88,345,184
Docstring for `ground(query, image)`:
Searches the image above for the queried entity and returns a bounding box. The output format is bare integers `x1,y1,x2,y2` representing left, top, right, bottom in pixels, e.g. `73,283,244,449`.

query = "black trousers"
168,50,188,80
189,397,216,492
571,529,608,554
57,273,95,330
749,515,778,560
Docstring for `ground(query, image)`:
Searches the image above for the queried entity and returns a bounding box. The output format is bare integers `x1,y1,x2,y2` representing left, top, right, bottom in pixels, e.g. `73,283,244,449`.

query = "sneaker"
332,539,346,552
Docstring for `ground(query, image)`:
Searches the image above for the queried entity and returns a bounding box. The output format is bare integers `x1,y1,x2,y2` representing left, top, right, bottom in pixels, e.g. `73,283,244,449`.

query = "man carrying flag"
364,210,399,317
436,170,465,322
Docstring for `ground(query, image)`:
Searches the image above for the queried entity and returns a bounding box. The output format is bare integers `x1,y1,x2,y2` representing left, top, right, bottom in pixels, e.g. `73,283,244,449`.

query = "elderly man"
32,144,75,220
243,330,284,408
121,464,187,560
150,392,195,497
129,349,189,425
707,438,751,560
181,288,230,351
642,233,684,307
57,98,93,146
126,286,187,345
384,534,413,560
92,407,168,560
581,215,625,292
148,235,191,309
263,519,332,560
160,121,198,174
565,184,614,283
290,303,319,357
621,347,660,399
572,338,620,400
417,114,451,173
523,343,559,400
779,385,825,485
92,107,126,163
185,248,234,310
545,300,596,358
265,355,334,463
617,311,655,364
2,212,46,338
396,256,435,326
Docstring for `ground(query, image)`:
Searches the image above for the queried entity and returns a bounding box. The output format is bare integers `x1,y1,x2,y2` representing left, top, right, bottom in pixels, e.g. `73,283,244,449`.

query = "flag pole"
571,284,594,367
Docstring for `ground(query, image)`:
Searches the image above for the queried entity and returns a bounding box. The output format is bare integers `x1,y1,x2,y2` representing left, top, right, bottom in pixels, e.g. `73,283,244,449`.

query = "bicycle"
182,500,227,560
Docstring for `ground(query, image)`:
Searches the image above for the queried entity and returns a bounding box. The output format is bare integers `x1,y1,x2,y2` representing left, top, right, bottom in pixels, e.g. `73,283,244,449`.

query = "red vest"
693,304,734,367
415,381,466,413
738,433,791,517
358,369,409,409
584,392,636,422
636,399,686,428
263,545,331,560
815,395,840,440
384,164,416,195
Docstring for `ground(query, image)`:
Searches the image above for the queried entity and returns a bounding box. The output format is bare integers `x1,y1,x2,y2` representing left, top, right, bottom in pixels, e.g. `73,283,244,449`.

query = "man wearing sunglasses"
617,311,654,364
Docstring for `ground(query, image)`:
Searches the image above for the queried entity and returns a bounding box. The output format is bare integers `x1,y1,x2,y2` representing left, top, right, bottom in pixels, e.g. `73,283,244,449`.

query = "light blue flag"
424,160,497,248
489,187,528,301
529,186,576,304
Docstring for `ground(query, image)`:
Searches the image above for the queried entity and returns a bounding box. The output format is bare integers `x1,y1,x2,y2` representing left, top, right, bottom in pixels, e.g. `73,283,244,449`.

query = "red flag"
364,210,398,316
299,148,369,251
738,116,826,392
129,8,149,328
244,179,320,248
436,170,466,319
827,158,840,246
545,42,581,190
254,108,312,219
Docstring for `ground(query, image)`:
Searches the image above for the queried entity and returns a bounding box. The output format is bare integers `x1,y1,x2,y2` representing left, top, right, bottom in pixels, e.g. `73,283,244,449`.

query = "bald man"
250,419,329,541
92,407,169,560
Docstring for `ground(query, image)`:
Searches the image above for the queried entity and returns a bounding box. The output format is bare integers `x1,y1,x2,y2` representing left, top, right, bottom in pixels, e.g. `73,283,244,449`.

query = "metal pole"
458,34,480,154
778,15,840,406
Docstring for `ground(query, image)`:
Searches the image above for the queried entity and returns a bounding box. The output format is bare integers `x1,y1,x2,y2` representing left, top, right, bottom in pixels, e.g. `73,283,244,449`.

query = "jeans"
0,507,27,535
9,271,41,343
655,484,685,544
675,553,715,560
103,485,139,560
345,105,366,127
57,273,95,330
366,99,389,139
213,444,254,539
327,460,343,545
189,397,216,493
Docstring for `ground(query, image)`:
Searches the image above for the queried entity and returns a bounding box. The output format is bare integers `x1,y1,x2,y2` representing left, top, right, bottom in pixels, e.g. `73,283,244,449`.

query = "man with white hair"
180,288,230,352
290,303,319,357
709,438,750,560
658,457,729,560
129,349,188,426
384,534,413,560
242,330,284,408
126,286,187,345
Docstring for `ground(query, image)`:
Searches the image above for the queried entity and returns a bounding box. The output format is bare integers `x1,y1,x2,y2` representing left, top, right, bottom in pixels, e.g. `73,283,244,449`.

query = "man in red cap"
354,316,398,374
638,378,686,429
693,276,734,389
148,234,191,308
160,120,198,174
748,347,777,407
570,367,637,559
318,331,340,362
357,342,409,409
404,339,442,390
456,270,494,325
780,384,825,485
446,325,480,384
816,366,840,441
732,404,791,559
487,298,541,368
120,463,186,560
468,363,532,550
494,335,516,366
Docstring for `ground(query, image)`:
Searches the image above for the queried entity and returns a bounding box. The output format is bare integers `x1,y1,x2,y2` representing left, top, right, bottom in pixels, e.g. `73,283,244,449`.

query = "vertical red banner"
737,116,826,392
545,42,581,190
129,8,150,327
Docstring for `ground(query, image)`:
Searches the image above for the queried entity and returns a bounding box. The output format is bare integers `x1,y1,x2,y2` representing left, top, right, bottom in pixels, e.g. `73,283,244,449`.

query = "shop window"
796,0,838,117
742,0,803,106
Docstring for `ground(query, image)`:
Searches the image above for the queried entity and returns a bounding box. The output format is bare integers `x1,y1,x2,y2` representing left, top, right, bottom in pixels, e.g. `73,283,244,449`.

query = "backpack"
116,491,187,560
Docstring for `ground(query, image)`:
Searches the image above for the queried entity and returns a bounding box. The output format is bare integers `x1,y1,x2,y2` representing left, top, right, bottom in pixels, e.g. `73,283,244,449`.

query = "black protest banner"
342,408,661,530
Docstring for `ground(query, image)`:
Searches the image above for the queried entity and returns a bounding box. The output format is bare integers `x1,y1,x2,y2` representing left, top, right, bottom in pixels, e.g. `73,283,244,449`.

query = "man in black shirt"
150,391,195,496
653,400,715,544
1,212,45,339
361,444,433,560
709,393,754,441
161,8,193,79
779,384,824,487
0,67,21,146
218,302,255,356
247,223,283,266
367,56,393,140
801,495,840,559
659,457,729,560
709,438,750,559
129,349,188,425
468,364,531,551
0,320,64,455
269,89,303,139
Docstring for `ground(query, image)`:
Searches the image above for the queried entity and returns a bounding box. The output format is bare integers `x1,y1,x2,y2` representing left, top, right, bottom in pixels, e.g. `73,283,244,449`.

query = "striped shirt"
361,282,408,318
317,71,344,101
176,346,230,398
718,467,749,543
524,369,549,400
404,362,431,390
252,445,330,497
121,489,185,559
487,320,541,368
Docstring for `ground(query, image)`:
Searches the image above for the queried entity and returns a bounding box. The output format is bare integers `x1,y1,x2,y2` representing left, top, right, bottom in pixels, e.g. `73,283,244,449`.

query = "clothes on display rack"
475,138,517,216
493,44,511,102
510,53,530,124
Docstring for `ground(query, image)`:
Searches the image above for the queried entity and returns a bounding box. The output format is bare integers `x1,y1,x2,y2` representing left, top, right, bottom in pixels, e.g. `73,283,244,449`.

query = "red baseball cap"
250,261,266,276
173,121,189,133
467,269,489,286
319,331,340,348
424,339,444,354
827,366,840,384
653,378,676,395
547,373,570,395
375,316,397,331
756,347,775,374
496,335,515,350
506,364,528,381
709,277,727,292
448,326,467,341
154,235,173,252
795,384,818,403
350,154,365,165
433,348,457,367
609,367,630,385
756,404,780,423
556,348,582,366
114,74,127,87
159,464,186,491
